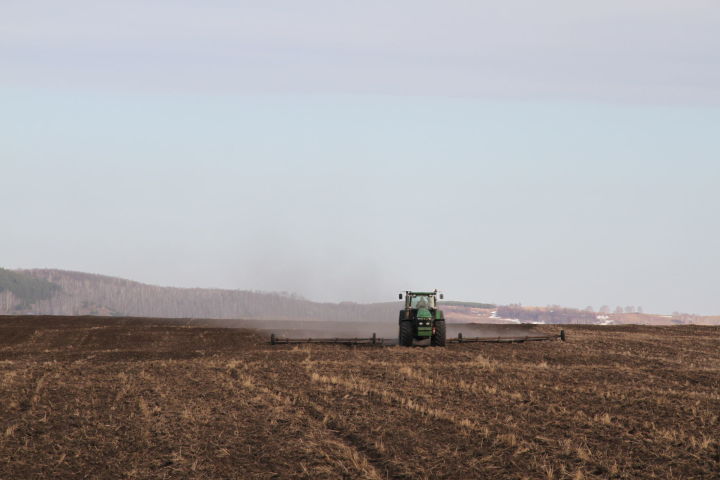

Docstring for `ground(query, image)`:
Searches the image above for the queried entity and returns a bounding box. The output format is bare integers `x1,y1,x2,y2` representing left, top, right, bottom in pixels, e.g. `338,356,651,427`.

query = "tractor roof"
406,291,437,296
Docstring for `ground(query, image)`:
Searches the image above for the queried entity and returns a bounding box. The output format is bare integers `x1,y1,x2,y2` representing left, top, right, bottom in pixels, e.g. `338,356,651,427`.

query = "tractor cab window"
411,295,433,309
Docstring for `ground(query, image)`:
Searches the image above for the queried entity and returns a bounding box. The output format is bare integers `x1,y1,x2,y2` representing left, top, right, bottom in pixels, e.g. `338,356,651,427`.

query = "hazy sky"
2,1,719,313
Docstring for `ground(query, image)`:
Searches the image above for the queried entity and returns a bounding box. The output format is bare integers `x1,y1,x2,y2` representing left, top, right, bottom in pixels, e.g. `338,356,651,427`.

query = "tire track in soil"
291,389,411,480
231,353,400,478
294,361,496,479
298,370,506,479
232,364,387,480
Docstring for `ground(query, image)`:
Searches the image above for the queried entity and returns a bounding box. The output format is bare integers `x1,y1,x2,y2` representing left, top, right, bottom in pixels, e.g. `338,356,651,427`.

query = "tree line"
1,269,399,322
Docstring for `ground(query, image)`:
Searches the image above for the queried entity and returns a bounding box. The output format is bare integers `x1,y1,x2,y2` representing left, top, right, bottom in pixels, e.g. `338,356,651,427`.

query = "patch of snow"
489,310,499,319
599,318,615,326
596,315,609,321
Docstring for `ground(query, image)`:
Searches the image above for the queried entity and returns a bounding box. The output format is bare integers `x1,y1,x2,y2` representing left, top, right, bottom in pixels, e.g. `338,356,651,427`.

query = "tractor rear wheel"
399,321,413,347
431,320,446,347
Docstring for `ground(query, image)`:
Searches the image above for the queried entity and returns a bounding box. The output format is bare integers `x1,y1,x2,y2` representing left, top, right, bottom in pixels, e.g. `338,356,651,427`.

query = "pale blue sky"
2,2,719,313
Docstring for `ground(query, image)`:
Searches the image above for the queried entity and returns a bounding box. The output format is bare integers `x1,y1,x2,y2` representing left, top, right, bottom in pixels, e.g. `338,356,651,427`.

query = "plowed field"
1,316,718,479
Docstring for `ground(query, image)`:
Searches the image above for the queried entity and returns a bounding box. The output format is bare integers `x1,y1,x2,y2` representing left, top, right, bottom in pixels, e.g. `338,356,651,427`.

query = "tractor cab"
400,290,442,309
410,294,433,309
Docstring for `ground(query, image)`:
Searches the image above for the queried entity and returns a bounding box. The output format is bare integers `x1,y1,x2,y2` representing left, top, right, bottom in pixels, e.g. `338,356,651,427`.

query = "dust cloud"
206,319,540,342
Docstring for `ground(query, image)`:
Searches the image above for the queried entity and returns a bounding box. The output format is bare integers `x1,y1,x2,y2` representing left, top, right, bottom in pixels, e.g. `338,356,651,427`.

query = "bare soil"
1,315,718,479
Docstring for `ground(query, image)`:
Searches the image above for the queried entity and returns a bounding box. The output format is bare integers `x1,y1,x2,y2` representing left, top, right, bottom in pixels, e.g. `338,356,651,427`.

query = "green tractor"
398,290,446,347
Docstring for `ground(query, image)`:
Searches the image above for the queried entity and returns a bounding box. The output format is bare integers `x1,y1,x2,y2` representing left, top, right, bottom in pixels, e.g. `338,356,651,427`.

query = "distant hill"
486,305,720,326
441,300,496,309
0,269,403,322
2,268,718,325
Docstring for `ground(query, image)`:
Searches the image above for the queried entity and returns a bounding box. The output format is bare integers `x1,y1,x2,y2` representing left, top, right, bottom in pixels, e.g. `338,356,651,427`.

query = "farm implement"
269,331,565,346
270,333,392,346
449,330,566,344
269,290,567,347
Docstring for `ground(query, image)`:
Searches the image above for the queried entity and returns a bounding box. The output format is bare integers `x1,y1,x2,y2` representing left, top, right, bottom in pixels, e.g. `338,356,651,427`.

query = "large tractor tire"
398,321,413,347
431,320,446,347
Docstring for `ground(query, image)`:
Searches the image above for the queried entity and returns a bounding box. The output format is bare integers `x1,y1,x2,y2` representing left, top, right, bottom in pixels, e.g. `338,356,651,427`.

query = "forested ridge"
0,269,398,321
0,269,59,306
